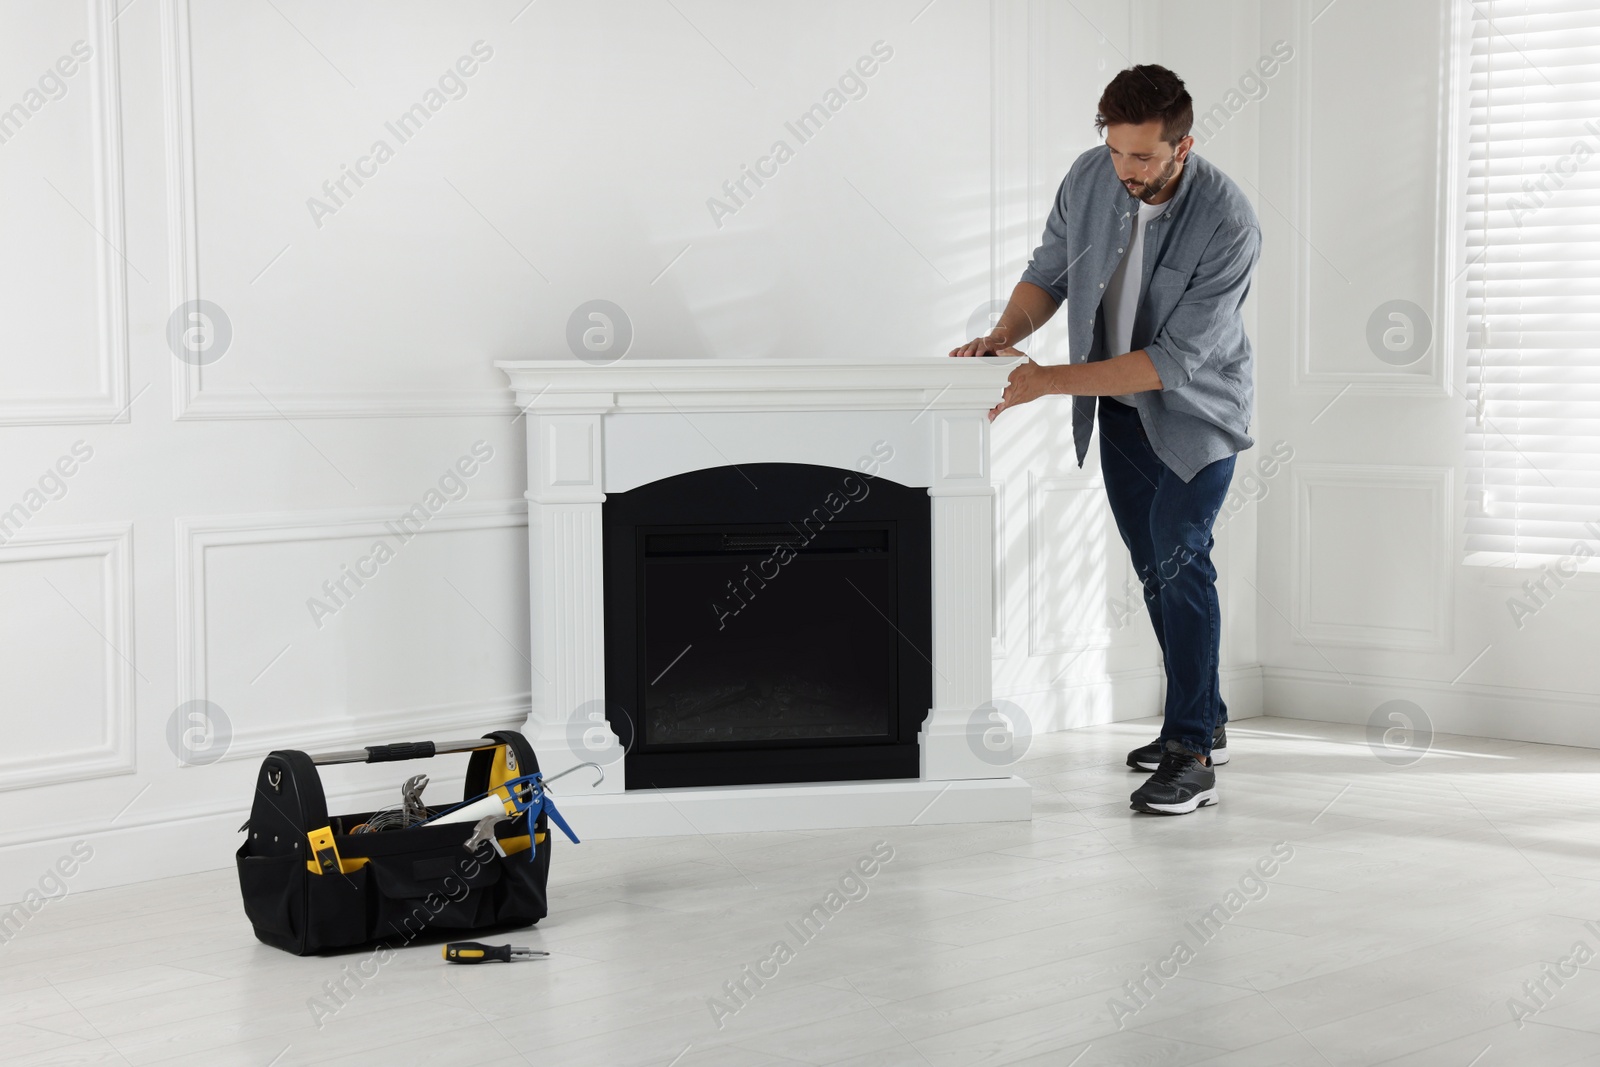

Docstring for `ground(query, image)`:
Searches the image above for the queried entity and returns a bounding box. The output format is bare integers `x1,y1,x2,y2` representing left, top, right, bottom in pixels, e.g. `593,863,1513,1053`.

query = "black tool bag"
236,729,554,955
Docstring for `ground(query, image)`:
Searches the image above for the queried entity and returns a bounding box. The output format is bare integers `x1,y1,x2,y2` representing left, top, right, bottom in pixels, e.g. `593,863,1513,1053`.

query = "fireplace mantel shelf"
495,357,1016,414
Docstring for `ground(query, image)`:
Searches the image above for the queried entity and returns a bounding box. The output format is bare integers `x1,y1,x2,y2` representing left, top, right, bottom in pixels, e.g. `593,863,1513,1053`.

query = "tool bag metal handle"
309,738,506,766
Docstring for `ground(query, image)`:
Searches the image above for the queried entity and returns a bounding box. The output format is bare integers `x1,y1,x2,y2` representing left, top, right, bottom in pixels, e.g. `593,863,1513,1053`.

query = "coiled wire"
351,773,437,833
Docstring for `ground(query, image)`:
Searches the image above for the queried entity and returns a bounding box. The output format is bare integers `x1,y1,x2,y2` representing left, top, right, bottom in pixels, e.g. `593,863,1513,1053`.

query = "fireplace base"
542,774,1033,839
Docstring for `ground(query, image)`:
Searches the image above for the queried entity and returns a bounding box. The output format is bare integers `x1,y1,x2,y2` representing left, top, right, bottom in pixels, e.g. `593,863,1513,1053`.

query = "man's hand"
949,333,1022,359
989,357,1060,421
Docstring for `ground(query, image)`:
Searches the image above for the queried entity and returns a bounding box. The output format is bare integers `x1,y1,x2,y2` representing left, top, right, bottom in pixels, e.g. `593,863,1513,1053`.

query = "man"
951,64,1261,816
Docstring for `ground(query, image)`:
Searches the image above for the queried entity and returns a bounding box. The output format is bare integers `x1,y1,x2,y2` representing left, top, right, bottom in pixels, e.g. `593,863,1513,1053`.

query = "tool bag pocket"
236,729,555,955
361,823,504,938
494,828,554,926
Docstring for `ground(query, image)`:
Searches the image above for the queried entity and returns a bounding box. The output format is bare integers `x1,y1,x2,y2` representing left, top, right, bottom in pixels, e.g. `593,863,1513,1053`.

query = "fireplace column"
524,411,624,794
919,412,1009,781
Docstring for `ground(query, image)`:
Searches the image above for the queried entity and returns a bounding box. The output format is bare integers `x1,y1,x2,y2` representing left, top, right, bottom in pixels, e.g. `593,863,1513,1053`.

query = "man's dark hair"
1094,65,1193,146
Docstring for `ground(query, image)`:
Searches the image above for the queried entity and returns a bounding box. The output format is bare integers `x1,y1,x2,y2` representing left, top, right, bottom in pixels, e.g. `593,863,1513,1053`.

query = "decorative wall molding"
173,500,530,763
0,522,136,790
1027,472,1112,658
1287,0,1457,398
0,0,130,426
1291,464,1454,651
159,0,199,424
158,0,515,421
1435,0,1471,395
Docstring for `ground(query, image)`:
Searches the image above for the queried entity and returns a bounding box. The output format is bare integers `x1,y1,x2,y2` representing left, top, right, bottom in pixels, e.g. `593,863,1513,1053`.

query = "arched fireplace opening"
602,461,932,788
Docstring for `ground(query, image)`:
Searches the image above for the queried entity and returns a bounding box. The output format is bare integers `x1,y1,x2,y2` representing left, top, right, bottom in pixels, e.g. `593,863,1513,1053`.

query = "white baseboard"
999,662,1264,735
999,666,1161,735
1262,666,1600,750
0,805,249,912
1222,664,1265,719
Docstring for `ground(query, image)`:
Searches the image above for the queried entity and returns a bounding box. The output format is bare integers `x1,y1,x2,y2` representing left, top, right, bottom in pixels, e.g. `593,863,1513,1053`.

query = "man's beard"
1126,153,1180,202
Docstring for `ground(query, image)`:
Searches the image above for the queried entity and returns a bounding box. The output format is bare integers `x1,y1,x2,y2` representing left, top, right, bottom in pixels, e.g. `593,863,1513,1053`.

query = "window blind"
1463,0,1600,565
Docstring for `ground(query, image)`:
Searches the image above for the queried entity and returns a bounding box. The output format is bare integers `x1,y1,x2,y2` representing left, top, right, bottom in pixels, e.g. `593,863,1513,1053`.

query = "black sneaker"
1130,740,1218,815
1127,722,1228,771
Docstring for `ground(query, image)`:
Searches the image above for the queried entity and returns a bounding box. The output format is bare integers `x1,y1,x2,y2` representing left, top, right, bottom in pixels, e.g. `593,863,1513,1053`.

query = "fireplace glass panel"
640,525,896,748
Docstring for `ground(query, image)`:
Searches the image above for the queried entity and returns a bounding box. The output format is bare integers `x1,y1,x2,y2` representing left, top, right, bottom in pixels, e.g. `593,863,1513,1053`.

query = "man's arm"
985,351,1162,421
949,282,1061,357
986,220,1262,421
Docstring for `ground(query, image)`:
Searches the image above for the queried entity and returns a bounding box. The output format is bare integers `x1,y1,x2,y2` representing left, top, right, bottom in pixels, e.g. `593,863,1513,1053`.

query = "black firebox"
601,462,932,788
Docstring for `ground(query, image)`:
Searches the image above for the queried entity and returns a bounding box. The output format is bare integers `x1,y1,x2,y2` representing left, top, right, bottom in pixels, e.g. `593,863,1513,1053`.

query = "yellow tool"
442,941,549,963
305,825,368,874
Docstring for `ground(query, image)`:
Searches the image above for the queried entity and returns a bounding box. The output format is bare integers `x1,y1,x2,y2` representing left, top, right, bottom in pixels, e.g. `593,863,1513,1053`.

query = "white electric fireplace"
496,357,1031,836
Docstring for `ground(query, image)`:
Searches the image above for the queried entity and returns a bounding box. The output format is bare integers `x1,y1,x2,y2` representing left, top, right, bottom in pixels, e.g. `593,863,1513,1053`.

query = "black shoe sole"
1130,788,1219,815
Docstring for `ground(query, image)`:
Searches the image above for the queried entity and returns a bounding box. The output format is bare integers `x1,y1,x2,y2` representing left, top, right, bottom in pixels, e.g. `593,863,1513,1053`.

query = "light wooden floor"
6,716,1600,1067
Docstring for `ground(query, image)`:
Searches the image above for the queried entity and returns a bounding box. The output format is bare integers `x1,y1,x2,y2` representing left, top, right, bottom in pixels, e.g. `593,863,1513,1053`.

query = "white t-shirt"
1101,198,1168,405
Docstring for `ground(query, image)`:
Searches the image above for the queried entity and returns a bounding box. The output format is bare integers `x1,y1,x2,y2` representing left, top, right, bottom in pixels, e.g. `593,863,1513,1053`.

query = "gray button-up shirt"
1019,147,1262,482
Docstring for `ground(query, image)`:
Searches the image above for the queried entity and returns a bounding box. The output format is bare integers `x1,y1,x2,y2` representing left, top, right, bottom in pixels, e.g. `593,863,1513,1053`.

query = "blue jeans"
1097,399,1234,758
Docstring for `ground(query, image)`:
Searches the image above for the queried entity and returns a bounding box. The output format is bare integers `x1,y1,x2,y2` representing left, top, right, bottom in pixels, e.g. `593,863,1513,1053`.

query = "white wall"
1252,0,1600,748
0,0,1277,902
0,0,1080,899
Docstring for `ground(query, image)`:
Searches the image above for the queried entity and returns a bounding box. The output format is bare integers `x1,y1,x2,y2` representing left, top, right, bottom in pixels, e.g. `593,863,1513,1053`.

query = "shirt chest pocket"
1142,263,1191,324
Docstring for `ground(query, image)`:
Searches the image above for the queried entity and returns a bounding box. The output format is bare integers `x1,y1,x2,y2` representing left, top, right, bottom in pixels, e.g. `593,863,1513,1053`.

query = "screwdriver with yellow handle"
443,941,549,963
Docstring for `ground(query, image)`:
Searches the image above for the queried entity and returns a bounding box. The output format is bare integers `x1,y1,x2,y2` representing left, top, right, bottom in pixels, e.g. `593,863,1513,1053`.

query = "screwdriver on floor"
443,941,550,964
